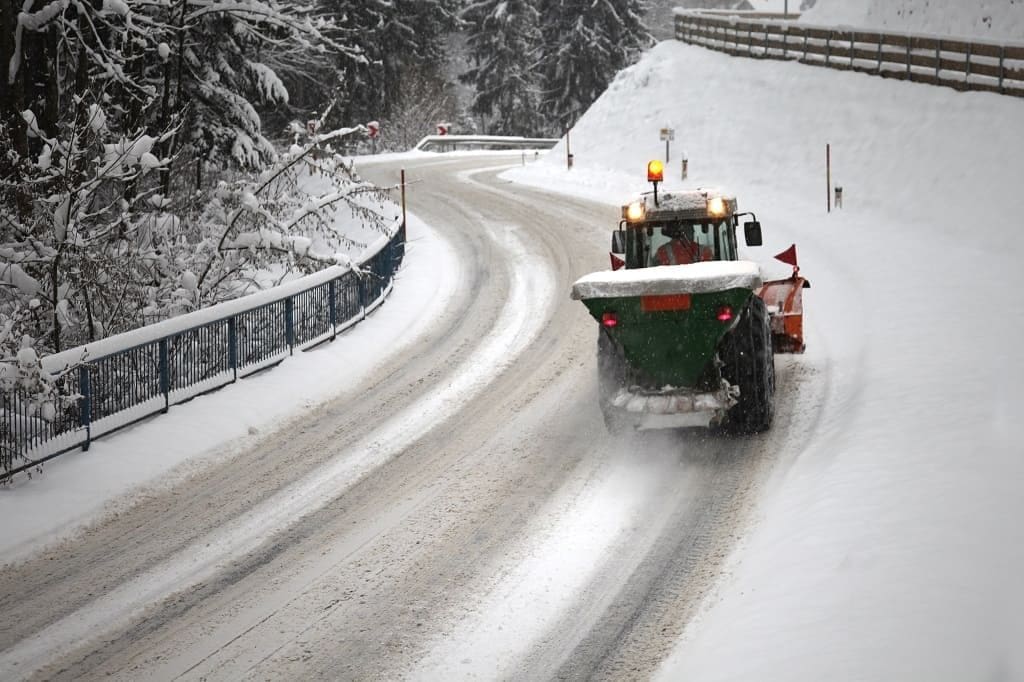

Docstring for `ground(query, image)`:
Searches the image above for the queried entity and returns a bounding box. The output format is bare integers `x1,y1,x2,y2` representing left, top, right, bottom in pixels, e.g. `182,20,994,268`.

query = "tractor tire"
720,296,775,434
597,329,632,433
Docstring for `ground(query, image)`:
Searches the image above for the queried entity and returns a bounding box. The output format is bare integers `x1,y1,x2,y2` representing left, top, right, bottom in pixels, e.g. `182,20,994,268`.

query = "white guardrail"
414,135,560,152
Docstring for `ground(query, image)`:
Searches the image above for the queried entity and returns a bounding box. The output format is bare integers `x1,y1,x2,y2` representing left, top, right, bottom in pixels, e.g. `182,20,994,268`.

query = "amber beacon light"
646,159,665,182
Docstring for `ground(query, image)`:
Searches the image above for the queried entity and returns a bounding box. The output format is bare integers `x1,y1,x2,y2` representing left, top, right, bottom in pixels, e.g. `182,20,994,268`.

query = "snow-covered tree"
147,0,348,182
382,65,461,149
320,0,462,136
460,0,544,136
539,0,651,132
0,1,402,476
0,0,393,365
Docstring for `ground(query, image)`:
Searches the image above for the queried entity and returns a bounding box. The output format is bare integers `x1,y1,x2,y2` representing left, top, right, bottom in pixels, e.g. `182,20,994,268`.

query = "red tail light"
716,305,733,322
602,312,619,328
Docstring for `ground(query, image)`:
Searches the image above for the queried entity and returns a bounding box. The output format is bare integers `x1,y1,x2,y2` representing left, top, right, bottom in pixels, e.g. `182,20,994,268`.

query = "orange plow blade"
758,275,809,354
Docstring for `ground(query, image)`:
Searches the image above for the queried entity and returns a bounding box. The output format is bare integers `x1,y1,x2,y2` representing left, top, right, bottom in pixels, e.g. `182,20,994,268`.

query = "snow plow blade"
758,275,809,354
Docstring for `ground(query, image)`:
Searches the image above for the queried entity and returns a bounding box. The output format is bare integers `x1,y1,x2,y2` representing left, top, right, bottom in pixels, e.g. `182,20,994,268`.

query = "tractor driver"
653,224,709,266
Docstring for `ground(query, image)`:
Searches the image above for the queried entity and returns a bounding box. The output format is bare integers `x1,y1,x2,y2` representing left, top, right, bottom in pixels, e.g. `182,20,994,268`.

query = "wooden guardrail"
674,10,1024,98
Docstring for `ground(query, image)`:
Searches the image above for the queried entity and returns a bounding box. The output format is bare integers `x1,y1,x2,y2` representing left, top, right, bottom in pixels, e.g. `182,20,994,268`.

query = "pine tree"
539,0,651,132
460,0,544,136
147,0,342,177
321,0,462,139
0,0,371,357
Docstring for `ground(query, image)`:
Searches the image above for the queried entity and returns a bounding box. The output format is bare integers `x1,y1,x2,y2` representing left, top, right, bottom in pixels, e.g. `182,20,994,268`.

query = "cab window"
632,219,735,268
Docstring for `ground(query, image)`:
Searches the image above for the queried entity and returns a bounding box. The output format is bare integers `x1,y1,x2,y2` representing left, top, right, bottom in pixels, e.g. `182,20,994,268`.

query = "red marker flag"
774,244,799,269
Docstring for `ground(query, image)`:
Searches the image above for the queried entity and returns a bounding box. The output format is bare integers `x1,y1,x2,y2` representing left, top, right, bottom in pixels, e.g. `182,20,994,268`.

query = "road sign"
306,119,320,135
367,121,380,139
437,122,450,136
661,127,676,163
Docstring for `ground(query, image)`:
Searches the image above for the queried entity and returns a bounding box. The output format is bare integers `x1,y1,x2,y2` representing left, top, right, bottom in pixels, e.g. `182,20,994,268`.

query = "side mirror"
610,230,626,254
744,221,763,247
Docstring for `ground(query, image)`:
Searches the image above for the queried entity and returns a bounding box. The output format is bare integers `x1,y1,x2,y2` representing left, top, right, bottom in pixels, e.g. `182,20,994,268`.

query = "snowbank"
801,0,1024,43
507,39,1024,681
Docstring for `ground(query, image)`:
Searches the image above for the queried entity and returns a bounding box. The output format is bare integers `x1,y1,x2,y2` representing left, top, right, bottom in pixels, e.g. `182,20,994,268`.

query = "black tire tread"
720,296,775,434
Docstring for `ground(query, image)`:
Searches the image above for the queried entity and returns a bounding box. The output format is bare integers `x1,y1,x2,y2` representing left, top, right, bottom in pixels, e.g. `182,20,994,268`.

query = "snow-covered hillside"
507,33,1024,682
802,0,1024,42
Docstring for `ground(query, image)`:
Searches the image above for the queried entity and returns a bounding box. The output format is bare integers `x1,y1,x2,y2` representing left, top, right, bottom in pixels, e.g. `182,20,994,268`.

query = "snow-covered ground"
504,36,1024,680
0,213,458,563
801,0,1024,43
4,3,1024,677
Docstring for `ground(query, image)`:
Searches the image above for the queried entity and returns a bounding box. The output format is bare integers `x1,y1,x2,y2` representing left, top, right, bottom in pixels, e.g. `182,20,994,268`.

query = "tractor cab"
604,160,808,355
609,163,762,271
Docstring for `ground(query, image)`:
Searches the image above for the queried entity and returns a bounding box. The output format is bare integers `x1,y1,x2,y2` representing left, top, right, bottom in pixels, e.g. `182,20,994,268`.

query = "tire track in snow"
0,219,556,679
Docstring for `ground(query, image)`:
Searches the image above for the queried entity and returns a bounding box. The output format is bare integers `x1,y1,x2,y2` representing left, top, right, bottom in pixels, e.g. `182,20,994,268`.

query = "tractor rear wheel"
597,329,631,433
721,296,775,434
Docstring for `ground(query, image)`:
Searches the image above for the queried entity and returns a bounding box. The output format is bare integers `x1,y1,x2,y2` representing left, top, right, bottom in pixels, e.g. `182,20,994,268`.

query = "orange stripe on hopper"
641,294,692,312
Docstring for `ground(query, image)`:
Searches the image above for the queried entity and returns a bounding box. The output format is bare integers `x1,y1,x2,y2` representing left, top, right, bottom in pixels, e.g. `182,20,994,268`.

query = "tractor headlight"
707,196,728,218
623,201,646,222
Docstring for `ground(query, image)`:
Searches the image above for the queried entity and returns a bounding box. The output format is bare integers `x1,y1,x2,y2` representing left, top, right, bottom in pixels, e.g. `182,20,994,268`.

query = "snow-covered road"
0,155,818,679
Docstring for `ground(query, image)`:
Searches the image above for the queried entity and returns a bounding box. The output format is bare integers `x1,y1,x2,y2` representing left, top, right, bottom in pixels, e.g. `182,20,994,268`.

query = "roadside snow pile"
801,0,1024,43
507,38,1024,682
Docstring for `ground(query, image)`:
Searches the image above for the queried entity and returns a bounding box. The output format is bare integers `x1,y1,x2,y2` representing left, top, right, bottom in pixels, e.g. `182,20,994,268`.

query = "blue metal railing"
1,226,405,480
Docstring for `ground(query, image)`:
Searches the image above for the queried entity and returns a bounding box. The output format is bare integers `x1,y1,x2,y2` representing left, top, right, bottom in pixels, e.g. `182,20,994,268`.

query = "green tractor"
572,161,808,434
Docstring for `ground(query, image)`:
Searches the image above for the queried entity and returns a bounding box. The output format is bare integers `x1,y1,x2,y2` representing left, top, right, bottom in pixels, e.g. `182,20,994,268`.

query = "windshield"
632,219,736,268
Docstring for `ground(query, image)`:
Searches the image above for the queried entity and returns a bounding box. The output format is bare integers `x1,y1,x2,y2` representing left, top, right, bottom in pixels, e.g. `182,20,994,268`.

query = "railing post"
825,31,832,65
159,339,170,413
79,365,91,452
877,38,883,72
935,40,941,78
400,168,407,245
390,235,399,277
228,316,238,381
906,38,912,77
965,42,972,80
999,46,1005,93
285,297,295,355
328,279,338,339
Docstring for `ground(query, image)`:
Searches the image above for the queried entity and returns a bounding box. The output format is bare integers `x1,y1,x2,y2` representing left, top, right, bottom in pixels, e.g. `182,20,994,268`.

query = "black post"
159,339,170,413
285,297,295,355
329,280,338,340
79,365,91,451
228,316,238,381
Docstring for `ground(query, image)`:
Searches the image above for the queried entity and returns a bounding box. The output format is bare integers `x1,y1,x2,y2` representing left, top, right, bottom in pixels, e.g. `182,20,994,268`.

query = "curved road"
0,156,816,680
